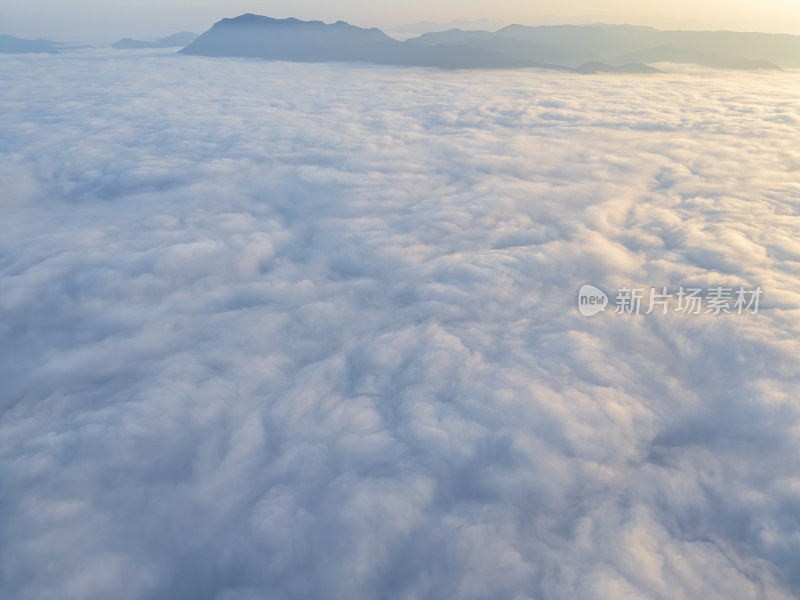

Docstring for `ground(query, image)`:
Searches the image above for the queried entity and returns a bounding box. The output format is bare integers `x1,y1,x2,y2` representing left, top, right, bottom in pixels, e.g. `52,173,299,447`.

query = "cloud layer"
1,50,800,600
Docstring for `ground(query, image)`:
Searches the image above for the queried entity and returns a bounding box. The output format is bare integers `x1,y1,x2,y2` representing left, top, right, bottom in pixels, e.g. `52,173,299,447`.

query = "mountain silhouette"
392,19,503,36
409,23,800,69
180,15,546,69
0,34,59,54
411,30,601,68
179,15,800,72
113,32,197,49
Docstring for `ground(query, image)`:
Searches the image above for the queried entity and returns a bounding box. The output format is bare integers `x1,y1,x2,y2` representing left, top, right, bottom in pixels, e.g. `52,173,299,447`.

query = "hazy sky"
2,0,800,42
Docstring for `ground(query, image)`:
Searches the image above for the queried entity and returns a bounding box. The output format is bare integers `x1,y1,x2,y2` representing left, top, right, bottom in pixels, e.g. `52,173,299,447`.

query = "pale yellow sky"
2,0,799,42
376,0,800,33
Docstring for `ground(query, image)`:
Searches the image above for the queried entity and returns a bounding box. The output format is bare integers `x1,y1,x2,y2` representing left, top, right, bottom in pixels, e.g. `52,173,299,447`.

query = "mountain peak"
180,14,541,69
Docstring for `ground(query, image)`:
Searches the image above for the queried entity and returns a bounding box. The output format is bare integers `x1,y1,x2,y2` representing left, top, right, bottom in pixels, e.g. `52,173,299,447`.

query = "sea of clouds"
1,49,799,600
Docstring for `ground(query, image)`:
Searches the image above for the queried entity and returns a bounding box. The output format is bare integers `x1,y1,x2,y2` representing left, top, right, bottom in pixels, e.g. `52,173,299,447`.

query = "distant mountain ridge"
411,24,796,69
0,34,59,54
180,15,799,72
180,15,540,69
611,46,780,70
391,18,503,35
574,62,665,74
113,31,197,49
7,15,796,71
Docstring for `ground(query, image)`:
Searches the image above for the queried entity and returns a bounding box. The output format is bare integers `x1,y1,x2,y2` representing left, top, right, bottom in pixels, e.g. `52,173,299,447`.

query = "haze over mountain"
574,61,664,74
390,18,504,35
411,23,798,69
411,35,604,69
113,31,197,50
0,34,59,54
180,14,799,72
611,46,780,70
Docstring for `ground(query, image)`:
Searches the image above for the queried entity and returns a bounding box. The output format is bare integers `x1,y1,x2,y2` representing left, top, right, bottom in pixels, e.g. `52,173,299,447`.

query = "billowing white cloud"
1,49,800,600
